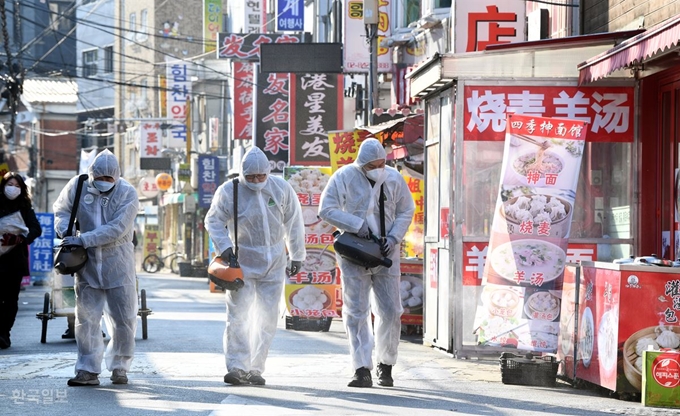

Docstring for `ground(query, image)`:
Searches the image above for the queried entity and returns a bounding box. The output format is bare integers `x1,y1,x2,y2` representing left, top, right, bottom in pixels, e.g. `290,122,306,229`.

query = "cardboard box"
642,350,680,408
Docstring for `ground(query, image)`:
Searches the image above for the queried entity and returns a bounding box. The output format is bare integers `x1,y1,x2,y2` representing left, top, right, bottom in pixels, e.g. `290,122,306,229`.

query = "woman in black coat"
0,172,42,349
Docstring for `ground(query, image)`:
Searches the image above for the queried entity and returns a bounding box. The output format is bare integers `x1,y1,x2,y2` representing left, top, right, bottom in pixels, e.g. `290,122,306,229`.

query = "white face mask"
4,185,21,200
94,180,115,193
365,168,385,182
245,180,266,191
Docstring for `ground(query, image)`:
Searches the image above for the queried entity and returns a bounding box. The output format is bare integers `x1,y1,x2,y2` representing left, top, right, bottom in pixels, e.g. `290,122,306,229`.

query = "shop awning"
161,192,185,206
359,113,424,146
578,16,680,84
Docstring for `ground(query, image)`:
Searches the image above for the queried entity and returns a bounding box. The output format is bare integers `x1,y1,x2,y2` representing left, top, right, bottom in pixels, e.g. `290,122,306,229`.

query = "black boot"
62,326,75,339
376,363,393,387
0,333,10,349
348,367,372,388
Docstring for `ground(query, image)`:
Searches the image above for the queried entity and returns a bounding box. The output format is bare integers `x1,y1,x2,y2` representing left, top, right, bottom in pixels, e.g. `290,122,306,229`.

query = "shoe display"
110,369,128,385
0,334,10,349
67,370,100,386
246,372,266,386
223,368,249,385
348,367,372,388
376,363,393,387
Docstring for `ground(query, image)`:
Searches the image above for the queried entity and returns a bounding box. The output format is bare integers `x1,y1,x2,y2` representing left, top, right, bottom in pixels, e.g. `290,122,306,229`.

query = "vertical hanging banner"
327,129,370,172
232,61,255,139
343,0,392,73
284,166,341,318
203,0,222,53
254,70,290,174
198,155,219,208
140,122,162,157
166,60,192,149
276,0,304,31
402,172,424,258
473,114,587,353
289,73,343,166
244,0,264,33
30,213,55,275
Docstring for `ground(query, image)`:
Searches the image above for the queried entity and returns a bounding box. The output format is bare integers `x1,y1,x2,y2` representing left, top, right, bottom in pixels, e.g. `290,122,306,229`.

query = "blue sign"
276,0,304,32
198,155,220,208
30,213,55,275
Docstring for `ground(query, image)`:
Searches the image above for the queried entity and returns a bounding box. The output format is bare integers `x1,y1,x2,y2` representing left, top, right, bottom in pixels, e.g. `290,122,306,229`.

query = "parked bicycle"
142,247,185,274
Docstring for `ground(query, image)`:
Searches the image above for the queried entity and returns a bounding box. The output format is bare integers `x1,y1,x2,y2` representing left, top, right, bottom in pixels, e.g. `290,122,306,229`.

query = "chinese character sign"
284,166,341,318
343,0,392,73
233,61,254,140
454,0,526,53
203,0,222,53
140,122,162,158
276,0,304,31
464,85,633,142
143,224,160,259
30,213,55,275
198,155,219,208
166,61,192,148
254,71,290,174
217,33,303,60
327,129,370,172
402,172,423,258
289,73,343,166
473,113,588,354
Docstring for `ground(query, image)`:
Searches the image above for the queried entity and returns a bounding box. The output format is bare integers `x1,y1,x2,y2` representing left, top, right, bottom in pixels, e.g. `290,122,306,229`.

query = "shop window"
461,141,633,260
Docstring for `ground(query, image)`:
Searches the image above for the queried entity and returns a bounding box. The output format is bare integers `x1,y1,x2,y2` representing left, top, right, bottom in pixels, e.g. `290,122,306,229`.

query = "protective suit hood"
88,149,121,183
239,147,271,181
354,138,387,168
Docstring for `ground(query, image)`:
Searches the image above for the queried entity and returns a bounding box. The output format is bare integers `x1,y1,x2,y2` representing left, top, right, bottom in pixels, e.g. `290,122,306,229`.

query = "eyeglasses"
245,174,267,181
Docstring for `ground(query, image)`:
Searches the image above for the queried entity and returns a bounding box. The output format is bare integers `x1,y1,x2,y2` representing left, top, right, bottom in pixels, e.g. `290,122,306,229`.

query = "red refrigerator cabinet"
574,261,680,393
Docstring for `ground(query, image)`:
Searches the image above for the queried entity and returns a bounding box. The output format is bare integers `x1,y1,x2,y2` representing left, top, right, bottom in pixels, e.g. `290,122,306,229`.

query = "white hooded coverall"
204,147,306,375
319,139,415,371
53,150,140,374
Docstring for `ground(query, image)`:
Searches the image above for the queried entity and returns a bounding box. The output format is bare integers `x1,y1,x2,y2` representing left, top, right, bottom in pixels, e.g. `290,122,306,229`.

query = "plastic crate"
500,352,559,387
285,316,332,332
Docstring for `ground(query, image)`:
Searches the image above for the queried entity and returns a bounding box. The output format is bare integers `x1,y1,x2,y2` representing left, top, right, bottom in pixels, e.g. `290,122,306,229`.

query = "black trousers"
0,272,23,337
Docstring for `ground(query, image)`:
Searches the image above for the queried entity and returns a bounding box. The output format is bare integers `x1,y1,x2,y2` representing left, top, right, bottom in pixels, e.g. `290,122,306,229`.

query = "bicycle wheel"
142,254,162,273
170,255,185,274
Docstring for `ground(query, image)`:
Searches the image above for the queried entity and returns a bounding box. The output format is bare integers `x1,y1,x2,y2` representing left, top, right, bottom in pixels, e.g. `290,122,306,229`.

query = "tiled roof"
21,78,78,104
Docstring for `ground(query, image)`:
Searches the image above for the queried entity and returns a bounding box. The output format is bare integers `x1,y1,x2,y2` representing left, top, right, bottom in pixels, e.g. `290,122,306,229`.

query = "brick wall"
582,0,679,34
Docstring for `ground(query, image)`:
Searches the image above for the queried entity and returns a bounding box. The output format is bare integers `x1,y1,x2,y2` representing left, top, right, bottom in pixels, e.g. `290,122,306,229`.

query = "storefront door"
659,79,680,260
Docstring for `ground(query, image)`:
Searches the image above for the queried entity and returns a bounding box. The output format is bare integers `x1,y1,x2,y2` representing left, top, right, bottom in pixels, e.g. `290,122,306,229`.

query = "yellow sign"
0,163,9,178
328,129,370,172
402,172,424,258
155,173,173,191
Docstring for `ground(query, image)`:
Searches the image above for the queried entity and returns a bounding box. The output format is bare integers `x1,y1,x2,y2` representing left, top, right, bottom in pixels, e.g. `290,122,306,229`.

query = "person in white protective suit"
319,138,415,388
205,146,306,386
53,150,139,387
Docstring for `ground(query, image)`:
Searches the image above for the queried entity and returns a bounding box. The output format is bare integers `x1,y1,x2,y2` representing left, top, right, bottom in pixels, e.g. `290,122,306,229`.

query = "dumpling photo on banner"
473,113,588,353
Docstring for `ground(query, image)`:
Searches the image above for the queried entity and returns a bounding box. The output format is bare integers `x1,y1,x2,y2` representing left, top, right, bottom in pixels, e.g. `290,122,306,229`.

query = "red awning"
578,16,680,85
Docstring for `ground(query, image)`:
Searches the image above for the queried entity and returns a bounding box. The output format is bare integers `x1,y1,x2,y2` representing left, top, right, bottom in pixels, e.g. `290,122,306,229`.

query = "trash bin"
178,262,192,277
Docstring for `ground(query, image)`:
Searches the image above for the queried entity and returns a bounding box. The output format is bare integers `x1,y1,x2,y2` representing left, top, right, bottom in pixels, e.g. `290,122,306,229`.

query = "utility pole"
364,0,379,126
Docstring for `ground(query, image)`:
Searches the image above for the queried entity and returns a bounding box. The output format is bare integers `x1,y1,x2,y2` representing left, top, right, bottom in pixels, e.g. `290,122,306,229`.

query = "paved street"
2,273,680,415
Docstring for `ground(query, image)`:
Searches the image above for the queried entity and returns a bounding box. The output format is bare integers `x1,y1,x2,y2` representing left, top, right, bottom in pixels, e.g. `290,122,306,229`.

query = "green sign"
178,163,191,182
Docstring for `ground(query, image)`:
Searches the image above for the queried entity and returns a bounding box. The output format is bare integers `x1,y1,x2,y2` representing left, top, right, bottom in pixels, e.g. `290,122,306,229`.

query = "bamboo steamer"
623,325,680,391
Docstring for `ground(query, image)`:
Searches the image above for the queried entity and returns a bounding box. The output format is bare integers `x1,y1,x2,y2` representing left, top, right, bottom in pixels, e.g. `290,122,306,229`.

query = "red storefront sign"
464,86,634,142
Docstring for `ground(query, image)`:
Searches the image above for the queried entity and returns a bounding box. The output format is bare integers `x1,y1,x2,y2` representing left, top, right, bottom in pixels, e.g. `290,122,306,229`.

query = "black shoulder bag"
54,174,89,275
332,184,392,269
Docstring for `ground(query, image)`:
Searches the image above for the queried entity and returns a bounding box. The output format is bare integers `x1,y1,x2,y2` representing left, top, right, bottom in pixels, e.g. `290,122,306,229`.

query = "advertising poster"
327,129,370,172
254,70,290,174
288,73,343,166
473,114,588,353
284,167,341,318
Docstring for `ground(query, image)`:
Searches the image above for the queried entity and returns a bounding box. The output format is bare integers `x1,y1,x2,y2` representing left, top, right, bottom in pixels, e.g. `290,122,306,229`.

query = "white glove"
62,236,83,247
357,221,370,239
381,236,398,256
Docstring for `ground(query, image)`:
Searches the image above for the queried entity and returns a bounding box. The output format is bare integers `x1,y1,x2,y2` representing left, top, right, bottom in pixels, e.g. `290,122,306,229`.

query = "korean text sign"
166,61,192,148
343,0,392,73
276,0,304,31
30,213,55,275
198,155,219,208
473,114,588,353
140,122,162,158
